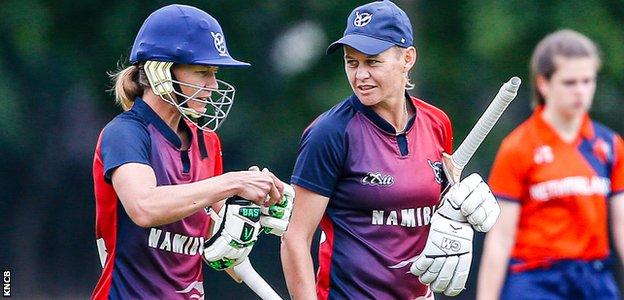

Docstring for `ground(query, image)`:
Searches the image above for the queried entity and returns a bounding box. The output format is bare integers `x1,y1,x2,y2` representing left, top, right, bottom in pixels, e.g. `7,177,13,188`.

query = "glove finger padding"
411,213,474,296
464,183,499,232
459,182,489,216
260,183,295,236
474,199,500,232
417,257,444,284
444,251,472,296
410,256,432,277
443,173,500,233
448,173,483,208
203,198,262,270
431,256,458,293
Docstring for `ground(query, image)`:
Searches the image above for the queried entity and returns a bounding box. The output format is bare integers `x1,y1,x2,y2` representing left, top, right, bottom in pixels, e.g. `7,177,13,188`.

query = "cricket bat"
442,76,521,185
229,258,283,300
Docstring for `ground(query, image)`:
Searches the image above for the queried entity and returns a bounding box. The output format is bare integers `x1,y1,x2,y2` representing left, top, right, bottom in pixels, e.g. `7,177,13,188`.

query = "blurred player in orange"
477,29,624,299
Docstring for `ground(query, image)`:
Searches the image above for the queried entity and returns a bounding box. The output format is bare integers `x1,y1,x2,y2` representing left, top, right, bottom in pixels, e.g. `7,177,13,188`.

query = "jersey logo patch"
593,138,611,164
428,160,443,184
354,11,372,27
534,145,554,164
361,172,394,186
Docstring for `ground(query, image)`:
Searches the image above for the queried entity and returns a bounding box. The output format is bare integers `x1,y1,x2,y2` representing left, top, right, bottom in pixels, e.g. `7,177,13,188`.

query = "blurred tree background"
0,0,622,298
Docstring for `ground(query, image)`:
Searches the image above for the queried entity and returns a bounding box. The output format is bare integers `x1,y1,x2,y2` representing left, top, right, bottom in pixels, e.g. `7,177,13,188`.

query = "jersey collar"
132,97,192,149
350,92,416,135
531,105,594,143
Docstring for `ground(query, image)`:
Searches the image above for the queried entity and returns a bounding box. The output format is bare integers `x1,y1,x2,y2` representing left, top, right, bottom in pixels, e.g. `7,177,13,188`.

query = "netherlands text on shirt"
529,176,610,201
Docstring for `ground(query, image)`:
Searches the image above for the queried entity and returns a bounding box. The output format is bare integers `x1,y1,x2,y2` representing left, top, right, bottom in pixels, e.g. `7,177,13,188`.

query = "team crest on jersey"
361,172,394,186
534,145,554,164
428,160,443,184
593,138,611,164
211,32,228,56
353,11,372,27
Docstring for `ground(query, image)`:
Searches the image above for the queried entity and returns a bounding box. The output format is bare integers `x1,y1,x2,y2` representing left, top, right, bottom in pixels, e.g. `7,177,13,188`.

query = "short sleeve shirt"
292,94,453,299
489,106,624,267
92,98,223,299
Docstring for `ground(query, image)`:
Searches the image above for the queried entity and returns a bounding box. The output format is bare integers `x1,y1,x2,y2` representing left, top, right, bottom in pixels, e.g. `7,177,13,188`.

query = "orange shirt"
489,106,624,267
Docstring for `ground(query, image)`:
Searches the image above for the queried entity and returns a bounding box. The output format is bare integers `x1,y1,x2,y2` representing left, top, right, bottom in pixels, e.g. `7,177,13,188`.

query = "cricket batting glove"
203,198,262,271
260,183,295,236
438,173,500,232
410,212,474,296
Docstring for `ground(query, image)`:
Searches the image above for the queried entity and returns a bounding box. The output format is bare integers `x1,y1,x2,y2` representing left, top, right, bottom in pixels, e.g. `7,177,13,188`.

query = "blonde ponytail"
109,64,148,111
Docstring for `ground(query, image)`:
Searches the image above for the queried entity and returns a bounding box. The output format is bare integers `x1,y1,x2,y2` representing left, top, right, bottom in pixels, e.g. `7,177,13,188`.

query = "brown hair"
109,63,150,111
530,29,601,108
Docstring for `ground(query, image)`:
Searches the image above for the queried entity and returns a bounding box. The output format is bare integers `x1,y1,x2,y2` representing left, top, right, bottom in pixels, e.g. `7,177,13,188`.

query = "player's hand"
233,168,284,207
410,212,474,296
260,183,295,236
439,173,500,232
202,198,262,270
248,166,295,236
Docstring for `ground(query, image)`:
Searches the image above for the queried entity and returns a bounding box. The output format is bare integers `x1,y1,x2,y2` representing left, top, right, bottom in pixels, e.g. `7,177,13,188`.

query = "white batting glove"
439,173,500,232
203,198,262,271
410,213,474,296
260,183,295,236
247,165,295,236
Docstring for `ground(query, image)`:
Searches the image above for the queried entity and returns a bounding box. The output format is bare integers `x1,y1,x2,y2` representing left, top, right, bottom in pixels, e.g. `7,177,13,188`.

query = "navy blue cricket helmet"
130,4,249,67
128,4,249,132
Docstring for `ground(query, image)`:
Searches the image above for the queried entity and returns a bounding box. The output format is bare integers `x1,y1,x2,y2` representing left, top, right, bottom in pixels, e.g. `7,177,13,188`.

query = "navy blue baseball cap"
130,4,249,67
327,0,413,55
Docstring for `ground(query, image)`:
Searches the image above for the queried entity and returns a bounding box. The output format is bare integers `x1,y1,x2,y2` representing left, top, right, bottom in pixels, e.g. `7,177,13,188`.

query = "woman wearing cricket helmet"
281,1,500,299
478,29,624,300
92,4,290,299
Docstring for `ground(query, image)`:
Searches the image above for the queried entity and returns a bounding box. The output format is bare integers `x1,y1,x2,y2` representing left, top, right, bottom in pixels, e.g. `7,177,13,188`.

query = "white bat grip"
233,259,283,300
452,77,521,168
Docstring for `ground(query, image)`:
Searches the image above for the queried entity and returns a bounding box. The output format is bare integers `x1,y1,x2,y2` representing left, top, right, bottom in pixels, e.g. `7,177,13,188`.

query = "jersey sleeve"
291,118,347,198
100,119,151,182
610,134,624,195
440,110,453,153
488,136,527,203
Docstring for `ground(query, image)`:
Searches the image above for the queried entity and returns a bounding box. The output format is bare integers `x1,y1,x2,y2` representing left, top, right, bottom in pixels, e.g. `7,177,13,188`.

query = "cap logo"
211,32,228,56
353,11,372,27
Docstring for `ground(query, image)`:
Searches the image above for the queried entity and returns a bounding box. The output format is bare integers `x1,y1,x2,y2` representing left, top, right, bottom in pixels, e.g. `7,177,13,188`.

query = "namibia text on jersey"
371,205,437,227
148,228,204,256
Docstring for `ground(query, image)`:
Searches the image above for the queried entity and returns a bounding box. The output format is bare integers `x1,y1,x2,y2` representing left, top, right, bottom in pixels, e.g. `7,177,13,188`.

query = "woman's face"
172,64,219,114
343,46,414,106
538,56,598,119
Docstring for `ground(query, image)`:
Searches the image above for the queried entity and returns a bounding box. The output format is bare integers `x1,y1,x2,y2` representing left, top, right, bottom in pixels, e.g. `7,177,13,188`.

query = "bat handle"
232,259,283,300
452,77,521,169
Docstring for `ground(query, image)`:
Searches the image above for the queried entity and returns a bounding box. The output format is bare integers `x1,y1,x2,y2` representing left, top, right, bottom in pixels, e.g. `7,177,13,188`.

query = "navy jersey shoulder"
590,119,619,173
291,97,357,197
100,110,152,182
592,120,617,142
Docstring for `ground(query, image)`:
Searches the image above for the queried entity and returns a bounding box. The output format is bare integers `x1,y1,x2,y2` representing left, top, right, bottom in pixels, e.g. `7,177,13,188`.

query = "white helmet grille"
143,60,236,132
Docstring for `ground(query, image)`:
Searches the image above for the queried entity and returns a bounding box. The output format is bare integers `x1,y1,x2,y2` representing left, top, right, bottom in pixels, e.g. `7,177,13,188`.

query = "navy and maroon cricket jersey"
291,94,453,299
92,98,222,299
